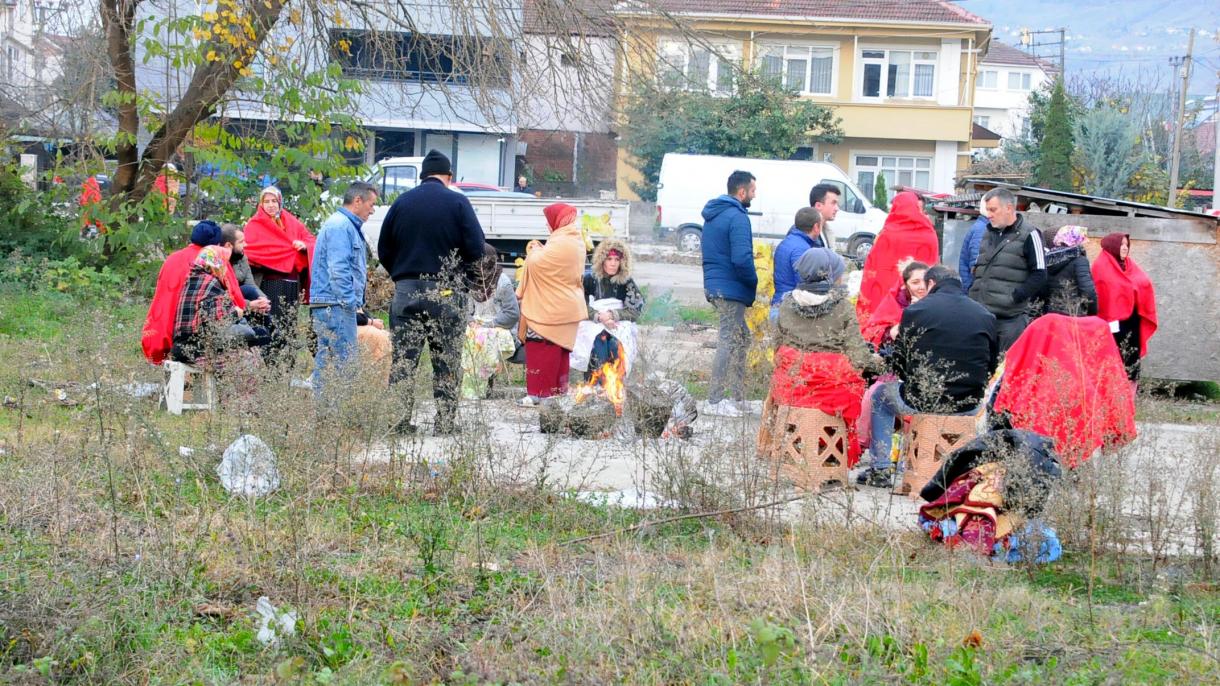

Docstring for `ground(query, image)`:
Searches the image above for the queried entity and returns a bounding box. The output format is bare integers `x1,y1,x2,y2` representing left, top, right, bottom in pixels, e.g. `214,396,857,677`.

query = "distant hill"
957,0,1217,95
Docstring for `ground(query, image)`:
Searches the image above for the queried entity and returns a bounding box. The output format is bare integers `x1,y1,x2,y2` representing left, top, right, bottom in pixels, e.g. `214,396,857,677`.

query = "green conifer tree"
1036,78,1075,190
872,173,889,211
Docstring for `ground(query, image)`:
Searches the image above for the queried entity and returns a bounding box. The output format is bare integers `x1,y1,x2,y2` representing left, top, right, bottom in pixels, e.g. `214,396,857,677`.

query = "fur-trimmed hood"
591,239,632,284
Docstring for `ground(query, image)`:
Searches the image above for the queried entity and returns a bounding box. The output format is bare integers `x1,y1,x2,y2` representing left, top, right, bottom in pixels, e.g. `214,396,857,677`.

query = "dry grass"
0,290,1218,684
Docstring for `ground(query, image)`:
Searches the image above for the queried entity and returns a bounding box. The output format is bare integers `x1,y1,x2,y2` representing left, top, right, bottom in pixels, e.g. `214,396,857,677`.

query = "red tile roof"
981,41,1057,72
616,1,989,26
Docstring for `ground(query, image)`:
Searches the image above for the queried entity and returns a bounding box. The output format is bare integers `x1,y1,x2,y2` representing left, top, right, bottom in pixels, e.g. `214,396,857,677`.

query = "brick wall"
517,129,617,197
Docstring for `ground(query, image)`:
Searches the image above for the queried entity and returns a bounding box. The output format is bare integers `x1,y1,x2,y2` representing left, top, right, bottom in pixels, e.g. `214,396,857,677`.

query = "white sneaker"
518,396,538,407
700,399,744,418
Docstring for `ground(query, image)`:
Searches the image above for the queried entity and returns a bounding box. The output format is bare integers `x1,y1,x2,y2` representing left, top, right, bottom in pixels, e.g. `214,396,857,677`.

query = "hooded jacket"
1040,245,1097,316
700,195,757,305
583,239,645,321
771,226,823,304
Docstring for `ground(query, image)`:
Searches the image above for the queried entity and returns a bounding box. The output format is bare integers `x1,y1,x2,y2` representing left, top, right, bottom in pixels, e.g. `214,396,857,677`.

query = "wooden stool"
895,413,978,498
761,404,850,492
161,360,216,415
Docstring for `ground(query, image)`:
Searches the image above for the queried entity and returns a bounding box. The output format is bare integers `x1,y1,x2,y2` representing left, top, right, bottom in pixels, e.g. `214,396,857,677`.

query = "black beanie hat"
421,149,452,178
190,220,223,247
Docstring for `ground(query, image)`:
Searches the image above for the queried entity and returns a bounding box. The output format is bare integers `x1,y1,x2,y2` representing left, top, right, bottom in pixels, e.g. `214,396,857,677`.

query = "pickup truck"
352,156,631,259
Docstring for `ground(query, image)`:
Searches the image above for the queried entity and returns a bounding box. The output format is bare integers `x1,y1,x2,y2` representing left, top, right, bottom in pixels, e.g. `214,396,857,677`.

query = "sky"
957,0,1219,97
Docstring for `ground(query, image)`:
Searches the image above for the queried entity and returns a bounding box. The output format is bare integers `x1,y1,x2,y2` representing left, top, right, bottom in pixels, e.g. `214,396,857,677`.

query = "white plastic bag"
254,596,297,646
217,434,280,496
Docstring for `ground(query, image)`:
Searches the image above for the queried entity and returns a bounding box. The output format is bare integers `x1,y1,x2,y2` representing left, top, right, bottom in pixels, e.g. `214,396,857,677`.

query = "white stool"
161,360,216,415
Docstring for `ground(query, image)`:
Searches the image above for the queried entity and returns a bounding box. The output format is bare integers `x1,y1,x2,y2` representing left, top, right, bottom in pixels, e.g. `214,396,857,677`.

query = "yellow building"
613,0,995,200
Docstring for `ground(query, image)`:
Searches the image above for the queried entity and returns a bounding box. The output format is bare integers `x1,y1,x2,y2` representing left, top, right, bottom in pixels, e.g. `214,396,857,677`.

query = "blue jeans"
311,305,358,393
868,381,917,470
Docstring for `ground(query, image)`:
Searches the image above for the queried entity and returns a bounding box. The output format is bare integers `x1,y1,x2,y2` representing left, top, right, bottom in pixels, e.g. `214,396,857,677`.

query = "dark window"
862,63,881,97
330,29,509,86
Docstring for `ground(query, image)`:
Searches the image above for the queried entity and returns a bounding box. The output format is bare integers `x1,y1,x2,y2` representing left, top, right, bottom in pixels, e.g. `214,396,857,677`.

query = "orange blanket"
516,224,587,350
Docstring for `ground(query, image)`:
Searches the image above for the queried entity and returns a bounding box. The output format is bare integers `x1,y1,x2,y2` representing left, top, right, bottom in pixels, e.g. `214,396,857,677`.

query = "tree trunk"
102,0,288,207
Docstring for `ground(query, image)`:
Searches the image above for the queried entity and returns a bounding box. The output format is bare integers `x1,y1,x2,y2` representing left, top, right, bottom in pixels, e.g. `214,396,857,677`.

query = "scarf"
243,201,316,301
142,244,247,364
1053,225,1087,248
544,203,578,232
1091,233,1157,357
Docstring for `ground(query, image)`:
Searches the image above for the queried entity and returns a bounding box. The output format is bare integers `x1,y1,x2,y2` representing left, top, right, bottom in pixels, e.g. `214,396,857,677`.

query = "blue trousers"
311,305,358,392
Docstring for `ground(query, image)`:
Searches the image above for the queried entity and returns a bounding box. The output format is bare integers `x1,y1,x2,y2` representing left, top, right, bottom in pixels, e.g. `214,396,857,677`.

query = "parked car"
655,153,887,260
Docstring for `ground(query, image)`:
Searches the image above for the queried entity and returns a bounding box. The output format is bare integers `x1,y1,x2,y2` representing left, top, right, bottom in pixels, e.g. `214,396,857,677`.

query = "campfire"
539,353,676,439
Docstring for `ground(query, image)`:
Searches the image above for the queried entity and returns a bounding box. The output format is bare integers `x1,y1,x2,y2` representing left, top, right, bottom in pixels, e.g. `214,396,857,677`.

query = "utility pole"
1167,27,1195,208
1213,29,1219,213
1019,27,1067,75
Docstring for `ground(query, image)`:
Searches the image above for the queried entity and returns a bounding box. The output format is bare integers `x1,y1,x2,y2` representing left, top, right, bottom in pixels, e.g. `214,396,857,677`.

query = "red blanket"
861,281,910,348
993,314,1136,467
243,208,315,300
141,245,247,364
769,346,868,466
1091,249,1157,358
855,191,939,327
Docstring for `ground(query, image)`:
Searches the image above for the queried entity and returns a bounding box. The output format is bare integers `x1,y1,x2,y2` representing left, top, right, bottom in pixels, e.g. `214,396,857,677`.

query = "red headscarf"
1091,233,1157,357
855,191,939,327
861,280,912,348
543,203,578,232
993,314,1136,467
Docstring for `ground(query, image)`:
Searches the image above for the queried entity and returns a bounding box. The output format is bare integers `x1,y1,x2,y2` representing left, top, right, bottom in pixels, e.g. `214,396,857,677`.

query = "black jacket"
968,214,1047,318
1040,246,1097,316
894,278,999,413
377,178,486,284
919,429,1061,515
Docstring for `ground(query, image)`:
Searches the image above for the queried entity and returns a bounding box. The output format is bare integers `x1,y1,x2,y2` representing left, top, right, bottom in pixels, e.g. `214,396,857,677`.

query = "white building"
971,41,1056,146
0,0,68,105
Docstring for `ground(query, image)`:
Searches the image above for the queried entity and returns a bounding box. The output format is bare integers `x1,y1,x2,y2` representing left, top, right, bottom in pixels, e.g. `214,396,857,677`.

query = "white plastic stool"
161,360,216,415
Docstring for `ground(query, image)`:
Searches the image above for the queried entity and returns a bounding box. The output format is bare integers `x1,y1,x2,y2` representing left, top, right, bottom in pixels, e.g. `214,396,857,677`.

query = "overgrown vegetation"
0,278,1216,684
620,72,843,200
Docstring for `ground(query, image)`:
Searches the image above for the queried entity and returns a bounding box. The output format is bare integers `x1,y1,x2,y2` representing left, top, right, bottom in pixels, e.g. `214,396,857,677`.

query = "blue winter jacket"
700,195,757,305
309,208,367,311
771,226,825,305
958,215,988,292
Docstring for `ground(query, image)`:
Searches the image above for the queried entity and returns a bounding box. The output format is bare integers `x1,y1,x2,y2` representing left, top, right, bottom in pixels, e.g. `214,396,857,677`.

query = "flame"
573,351,628,415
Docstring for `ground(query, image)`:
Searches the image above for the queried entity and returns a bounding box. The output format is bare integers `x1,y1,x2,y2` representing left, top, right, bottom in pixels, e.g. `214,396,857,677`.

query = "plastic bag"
217,434,279,496
255,596,298,646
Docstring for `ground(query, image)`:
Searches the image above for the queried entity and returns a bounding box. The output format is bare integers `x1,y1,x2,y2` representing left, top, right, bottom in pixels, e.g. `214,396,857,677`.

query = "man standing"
309,181,379,393
858,265,998,488
378,149,486,434
808,182,840,249
699,170,757,418
967,188,1046,351
771,207,823,310
957,201,991,292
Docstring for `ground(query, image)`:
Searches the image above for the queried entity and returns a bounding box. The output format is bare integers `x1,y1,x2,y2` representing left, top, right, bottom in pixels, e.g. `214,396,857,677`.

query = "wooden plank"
1020,213,1217,244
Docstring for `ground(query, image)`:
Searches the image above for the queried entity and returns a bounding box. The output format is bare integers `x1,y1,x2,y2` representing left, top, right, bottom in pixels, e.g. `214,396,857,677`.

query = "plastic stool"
161,360,216,415
760,403,850,492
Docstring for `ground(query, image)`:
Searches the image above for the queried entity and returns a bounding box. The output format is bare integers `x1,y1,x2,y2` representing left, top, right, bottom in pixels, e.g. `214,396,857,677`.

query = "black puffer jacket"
894,278,999,413
919,429,1062,516
1040,246,1097,316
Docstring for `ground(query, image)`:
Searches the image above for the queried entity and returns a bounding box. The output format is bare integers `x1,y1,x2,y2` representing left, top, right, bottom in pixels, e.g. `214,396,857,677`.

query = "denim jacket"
309,208,367,310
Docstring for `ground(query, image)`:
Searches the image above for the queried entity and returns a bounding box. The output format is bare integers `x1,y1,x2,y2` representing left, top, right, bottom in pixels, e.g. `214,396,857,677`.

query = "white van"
655,153,886,260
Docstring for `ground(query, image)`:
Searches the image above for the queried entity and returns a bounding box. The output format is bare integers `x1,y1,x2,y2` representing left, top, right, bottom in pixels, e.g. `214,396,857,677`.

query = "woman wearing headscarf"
1040,225,1097,316
243,186,316,358
516,203,587,403
760,247,880,469
171,246,267,365
1091,233,1157,384
855,191,939,328
861,260,929,351
573,239,646,379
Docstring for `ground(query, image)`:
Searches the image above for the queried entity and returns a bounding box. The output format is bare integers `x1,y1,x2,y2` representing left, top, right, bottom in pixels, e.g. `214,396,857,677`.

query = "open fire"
573,353,627,415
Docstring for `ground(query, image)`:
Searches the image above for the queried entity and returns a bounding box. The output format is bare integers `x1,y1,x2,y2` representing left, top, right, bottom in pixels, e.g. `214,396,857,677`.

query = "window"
380,165,418,197
973,115,990,128
658,38,737,93
817,178,866,214
860,48,937,99
758,44,834,95
1007,71,1032,91
854,155,932,199
975,70,997,89
331,29,510,86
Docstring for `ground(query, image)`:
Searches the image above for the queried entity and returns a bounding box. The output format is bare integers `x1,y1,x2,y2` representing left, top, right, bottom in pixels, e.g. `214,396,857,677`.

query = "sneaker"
700,399,744,418
518,396,538,407
856,467,895,489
